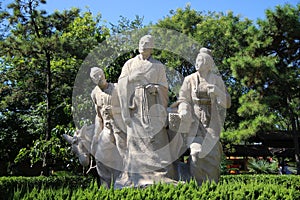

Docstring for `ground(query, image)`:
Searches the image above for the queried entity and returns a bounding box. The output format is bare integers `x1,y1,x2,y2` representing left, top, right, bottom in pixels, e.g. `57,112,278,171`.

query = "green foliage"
226,3,300,143
157,5,256,134
0,0,109,175
110,15,144,34
220,153,233,175
0,175,93,200
157,4,203,35
14,125,76,166
154,5,299,174
2,175,300,200
1,0,299,176
247,158,279,174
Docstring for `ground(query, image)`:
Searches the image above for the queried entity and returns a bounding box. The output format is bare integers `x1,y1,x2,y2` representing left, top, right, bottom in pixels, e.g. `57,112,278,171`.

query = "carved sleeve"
158,63,168,89
214,75,231,108
117,61,131,123
177,77,192,114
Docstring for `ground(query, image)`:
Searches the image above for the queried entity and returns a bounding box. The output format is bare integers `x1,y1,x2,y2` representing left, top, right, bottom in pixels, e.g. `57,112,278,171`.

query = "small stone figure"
89,67,128,187
90,67,126,161
64,67,126,188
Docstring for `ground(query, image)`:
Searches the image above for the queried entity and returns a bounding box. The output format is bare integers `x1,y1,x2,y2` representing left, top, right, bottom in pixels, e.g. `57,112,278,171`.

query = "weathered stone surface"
63,38,231,188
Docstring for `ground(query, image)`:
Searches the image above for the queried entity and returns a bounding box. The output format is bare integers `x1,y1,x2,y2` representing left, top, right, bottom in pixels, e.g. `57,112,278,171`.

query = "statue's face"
91,71,105,85
195,54,211,72
138,36,153,54
195,55,205,71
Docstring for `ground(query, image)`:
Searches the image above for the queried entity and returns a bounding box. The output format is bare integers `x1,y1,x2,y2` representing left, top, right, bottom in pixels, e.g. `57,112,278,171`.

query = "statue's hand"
129,70,144,82
179,109,189,120
146,84,158,95
207,84,217,98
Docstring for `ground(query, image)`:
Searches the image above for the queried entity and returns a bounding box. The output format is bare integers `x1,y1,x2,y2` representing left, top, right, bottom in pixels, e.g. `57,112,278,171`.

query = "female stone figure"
177,47,231,184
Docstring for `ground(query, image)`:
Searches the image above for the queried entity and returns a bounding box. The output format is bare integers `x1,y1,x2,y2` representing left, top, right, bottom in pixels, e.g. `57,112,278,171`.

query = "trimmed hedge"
0,175,93,200
221,174,300,189
1,175,300,200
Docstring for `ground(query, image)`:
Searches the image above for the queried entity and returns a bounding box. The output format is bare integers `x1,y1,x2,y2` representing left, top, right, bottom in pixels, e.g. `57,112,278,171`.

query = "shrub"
0,175,93,200
2,175,300,199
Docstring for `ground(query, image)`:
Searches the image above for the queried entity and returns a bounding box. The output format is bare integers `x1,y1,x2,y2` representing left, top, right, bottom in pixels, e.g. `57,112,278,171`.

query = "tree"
156,5,255,132
154,4,300,174
229,4,300,173
0,0,109,175
155,5,203,77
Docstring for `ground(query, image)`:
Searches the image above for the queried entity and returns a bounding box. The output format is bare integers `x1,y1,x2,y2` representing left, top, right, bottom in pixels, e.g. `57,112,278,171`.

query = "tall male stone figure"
117,35,173,186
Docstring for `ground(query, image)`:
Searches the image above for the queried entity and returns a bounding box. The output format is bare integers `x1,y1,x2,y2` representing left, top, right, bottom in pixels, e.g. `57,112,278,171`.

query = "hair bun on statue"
199,47,212,56
139,35,154,48
90,67,104,78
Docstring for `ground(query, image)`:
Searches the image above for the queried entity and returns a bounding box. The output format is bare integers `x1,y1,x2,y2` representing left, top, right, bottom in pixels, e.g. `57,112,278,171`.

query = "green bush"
0,175,93,200
247,158,279,174
221,174,300,189
2,175,300,200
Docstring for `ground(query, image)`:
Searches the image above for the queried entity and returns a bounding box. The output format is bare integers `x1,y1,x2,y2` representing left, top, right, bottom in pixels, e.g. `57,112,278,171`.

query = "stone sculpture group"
63,35,231,188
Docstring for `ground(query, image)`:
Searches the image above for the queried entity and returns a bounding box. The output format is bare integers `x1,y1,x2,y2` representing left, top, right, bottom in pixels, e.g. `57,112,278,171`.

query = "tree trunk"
292,129,300,175
42,51,52,176
29,0,51,176
288,97,300,175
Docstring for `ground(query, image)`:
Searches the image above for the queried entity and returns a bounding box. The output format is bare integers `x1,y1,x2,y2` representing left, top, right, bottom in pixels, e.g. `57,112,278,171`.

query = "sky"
2,0,300,25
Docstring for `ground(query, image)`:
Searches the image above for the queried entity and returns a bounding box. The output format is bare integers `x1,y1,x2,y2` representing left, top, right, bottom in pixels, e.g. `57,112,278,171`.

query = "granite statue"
116,35,176,187
176,47,231,184
64,35,231,188
64,67,126,188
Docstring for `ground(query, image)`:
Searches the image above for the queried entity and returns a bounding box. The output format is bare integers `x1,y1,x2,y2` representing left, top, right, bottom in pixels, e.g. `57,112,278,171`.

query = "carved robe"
90,83,127,185
117,55,173,186
178,71,230,184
